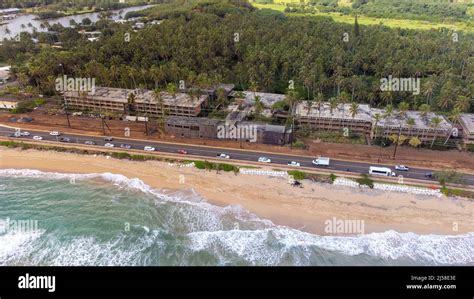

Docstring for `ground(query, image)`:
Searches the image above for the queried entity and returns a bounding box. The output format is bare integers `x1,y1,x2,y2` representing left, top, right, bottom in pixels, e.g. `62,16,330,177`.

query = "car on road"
217,153,230,159
32,136,43,140
104,136,114,142
104,143,115,148
258,157,272,163
312,157,330,166
144,146,155,151
177,149,188,155
49,131,61,136
395,165,410,171
84,140,96,145
425,172,435,179
120,144,132,149
287,161,301,167
8,133,20,138
20,131,31,136
59,137,72,143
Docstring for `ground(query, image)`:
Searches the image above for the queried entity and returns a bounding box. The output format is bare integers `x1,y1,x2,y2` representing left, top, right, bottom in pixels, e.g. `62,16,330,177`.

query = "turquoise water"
1,169,473,266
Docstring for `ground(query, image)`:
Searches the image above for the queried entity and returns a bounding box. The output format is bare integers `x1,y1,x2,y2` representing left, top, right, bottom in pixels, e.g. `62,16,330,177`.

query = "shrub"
356,174,374,189
329,173,337,183
288,170,306,180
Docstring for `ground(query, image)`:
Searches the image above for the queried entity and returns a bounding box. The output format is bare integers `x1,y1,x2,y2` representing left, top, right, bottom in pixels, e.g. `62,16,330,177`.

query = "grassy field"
252,1,474,33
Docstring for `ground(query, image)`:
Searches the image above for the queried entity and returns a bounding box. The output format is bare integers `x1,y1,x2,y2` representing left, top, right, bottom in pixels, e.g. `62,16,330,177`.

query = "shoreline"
1,147,474,236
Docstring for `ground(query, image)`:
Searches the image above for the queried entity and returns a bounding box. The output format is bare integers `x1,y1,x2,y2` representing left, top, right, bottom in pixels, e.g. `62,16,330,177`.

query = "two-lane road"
1,126,473,186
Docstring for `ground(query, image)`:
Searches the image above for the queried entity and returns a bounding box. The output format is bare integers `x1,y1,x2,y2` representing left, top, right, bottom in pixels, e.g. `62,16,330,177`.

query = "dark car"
120,144,132,149
59,137,72,143
424,172,435,179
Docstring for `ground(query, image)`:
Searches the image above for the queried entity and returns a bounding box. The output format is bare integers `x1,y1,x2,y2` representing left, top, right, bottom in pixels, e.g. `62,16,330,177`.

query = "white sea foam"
187,228,474,266
1,168,474,265
0,227,44,265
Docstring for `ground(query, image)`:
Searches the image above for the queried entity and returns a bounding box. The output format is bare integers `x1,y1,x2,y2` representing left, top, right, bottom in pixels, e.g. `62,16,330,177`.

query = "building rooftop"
0,70,10,80
372,108,452,132
166,116,221,126
460,114,474,134
65,87,207,108
230,91,286,108
0,8,21,15
295,101,373,122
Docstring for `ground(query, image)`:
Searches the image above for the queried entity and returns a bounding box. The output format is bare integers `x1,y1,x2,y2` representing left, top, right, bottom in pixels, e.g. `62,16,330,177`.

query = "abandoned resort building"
54,85,471,147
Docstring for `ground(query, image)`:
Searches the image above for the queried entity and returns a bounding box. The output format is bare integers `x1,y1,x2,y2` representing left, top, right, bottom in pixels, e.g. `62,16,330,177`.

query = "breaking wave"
1,169,473,266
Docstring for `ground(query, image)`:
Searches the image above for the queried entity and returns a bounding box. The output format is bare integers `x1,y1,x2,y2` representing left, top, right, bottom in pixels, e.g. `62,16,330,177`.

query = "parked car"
287,161,301,167
217,153,230,159
32,136,43,140
144,146,155,152
177,149,188,155
395,165,410,171
84,140,96,145
49,131,61,136
20,131,30,136
258,157,272,163
104,136,114,142
104,143,115,148
120,144,132,149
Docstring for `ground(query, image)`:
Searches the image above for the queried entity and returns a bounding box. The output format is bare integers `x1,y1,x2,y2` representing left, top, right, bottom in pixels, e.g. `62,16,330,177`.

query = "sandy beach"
1,147,473,235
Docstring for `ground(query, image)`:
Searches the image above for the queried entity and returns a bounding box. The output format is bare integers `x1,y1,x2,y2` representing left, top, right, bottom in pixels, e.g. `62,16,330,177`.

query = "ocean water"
0,169,473,266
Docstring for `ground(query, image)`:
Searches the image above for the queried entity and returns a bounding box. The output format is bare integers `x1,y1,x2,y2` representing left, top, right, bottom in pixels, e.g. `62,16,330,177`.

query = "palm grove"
1,0,473,124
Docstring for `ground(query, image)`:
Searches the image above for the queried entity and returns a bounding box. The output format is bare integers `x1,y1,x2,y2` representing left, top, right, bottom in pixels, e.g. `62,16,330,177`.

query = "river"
0,5,153,39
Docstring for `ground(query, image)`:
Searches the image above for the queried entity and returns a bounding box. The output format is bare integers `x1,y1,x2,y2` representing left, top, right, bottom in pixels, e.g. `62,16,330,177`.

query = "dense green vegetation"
267,0,474,22
0,0,153,10
1,0,472,116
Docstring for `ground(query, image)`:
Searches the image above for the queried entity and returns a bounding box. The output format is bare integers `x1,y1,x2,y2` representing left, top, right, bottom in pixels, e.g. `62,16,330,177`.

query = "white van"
369,166,396,177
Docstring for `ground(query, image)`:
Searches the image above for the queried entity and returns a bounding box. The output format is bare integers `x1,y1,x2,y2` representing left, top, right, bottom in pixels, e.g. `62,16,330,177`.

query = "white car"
258,157,272,163
104,143,115,148
20,131,31,136
49,131,61,136
217,153,230,159
287,161,301,167
144,146,155,151
395,165,410,171
32,135,43,140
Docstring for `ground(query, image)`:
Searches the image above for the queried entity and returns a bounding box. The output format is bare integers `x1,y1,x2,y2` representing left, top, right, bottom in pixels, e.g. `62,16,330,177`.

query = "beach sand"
1,147,473,235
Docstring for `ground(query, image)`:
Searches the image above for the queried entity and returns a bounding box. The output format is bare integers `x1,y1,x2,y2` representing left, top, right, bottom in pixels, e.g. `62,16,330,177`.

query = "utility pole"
392,125,402,159
64,95,71,128
59,63,71,128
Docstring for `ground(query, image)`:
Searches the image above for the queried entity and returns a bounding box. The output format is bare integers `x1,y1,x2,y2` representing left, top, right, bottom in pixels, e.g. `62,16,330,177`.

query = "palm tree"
304,100,313,116
418,104,431,119
423,76,437,105
314,92,324,118
166,83,178,115
443,107,461,145
409,137,422,148
406,117,416,137
454,95,471,112
153,88,165,131
254,96,264,121
349,102,359,132
328,97,338,131
383,104,394,119
372,112,382,140
430,116,442,148
127,92,136,114
398,101,409,119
